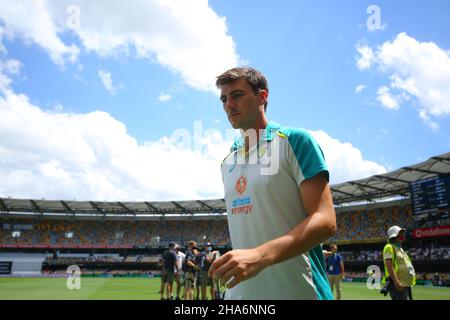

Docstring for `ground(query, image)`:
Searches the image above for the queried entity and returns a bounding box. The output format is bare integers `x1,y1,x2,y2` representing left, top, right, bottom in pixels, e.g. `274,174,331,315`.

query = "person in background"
183,241,199,300
194,247,203,300
323,243,345,300
160,242,177,300
174,244,185,300
200,242,219,300
382,226,416,300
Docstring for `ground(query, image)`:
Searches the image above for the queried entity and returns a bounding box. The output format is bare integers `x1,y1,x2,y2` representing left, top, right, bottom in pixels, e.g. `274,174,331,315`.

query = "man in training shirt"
209,67,336,300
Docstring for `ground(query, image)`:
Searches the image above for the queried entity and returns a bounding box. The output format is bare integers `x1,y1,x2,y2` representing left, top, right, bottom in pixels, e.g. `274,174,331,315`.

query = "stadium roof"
0,152,449,216
331,152,450,205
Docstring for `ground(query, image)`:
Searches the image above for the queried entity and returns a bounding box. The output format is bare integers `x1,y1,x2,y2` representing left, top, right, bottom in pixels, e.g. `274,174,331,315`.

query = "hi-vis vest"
382,243,416,287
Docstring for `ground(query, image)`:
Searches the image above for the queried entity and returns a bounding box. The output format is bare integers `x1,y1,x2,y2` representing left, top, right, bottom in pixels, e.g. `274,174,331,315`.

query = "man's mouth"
229,113,240,119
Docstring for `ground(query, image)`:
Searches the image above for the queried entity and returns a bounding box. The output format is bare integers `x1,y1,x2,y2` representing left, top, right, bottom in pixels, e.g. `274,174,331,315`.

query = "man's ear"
259,90,268,106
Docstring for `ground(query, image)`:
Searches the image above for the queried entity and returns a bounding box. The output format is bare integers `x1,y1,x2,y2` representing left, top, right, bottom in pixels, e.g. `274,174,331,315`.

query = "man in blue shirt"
324,243,345,300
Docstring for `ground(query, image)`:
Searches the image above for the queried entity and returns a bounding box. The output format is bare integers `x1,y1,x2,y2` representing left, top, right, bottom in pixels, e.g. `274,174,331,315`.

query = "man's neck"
241,115,269,152
392,241,401,248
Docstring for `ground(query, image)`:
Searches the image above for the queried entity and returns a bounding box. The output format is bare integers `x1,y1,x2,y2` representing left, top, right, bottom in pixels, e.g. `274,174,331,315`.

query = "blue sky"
0,0,449,201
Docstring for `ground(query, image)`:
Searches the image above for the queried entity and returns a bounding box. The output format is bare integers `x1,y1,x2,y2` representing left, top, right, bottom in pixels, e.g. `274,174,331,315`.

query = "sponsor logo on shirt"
231,175,253,215
235,175,247,195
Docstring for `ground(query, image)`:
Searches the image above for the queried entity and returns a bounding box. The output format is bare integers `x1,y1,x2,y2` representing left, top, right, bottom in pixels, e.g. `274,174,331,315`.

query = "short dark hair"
188,240,197,247
216,67,269,111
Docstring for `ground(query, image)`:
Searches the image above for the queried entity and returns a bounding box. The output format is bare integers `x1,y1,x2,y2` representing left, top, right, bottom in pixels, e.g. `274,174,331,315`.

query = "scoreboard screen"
0,261,12,275
410,174,450,217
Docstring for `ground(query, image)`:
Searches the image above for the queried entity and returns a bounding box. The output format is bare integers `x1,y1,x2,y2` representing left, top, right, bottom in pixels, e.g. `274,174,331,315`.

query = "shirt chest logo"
235,175,248,195
231,175,253,215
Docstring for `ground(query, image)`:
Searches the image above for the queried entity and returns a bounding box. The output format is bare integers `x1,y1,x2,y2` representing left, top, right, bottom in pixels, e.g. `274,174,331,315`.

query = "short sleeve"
383,244,394,260
285,128,329,186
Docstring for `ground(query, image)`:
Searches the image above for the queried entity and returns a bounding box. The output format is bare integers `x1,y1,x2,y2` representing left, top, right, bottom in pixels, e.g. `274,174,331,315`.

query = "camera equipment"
380,277,392,296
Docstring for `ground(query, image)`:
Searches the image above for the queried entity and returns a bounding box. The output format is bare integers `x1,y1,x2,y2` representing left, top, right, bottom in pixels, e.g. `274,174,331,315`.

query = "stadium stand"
0,218,229,247
0,152,448,287
330,205,414,243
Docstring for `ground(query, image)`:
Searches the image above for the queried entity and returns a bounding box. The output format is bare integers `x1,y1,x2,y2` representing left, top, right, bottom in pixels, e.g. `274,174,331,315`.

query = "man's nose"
224,99,236,112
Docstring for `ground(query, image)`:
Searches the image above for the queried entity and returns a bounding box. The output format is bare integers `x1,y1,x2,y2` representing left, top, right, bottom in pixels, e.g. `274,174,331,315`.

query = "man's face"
397,230,406,243
331,245,337,253
219,78,266,130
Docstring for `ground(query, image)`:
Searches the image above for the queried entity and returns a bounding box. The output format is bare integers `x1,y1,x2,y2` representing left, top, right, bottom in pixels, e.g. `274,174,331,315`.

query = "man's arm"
187,259,196,268
339,260,345,278
209,172,336,288
173,253,178,272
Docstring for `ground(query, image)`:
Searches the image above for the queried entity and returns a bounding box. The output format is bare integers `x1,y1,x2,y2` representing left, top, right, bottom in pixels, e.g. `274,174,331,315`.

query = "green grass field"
0,278,449,300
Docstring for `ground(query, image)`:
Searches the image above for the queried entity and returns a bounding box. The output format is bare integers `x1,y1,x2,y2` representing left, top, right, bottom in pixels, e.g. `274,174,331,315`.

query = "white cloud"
0,26,7,54
356,32,450,130
0,58,22,92
98,69,120,95
310,130,387,185
0,0,79,67
158,93,172,103
355,84,366,93
0,90,232,201
0,55,386,200
0,88,388,200
0,0,240,93
381,128,390,135
356,44,376,70
376,86,399,110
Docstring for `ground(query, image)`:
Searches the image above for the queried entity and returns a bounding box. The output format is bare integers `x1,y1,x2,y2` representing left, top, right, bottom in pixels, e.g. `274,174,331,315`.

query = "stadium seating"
0,218,230,247
329,205,414,243
0,204,441,250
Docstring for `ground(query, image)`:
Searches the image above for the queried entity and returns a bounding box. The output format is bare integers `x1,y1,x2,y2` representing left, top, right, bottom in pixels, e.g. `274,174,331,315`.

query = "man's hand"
208,248,266,289
323,250,332,257
394,280,404,292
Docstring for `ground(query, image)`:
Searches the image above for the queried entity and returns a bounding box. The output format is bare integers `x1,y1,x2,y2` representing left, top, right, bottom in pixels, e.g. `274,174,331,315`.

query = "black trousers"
389,286,413,300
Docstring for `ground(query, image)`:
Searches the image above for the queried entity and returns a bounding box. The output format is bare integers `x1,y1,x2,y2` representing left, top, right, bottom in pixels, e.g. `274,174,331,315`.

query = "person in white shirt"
209,67,336,300
174,244,185,300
